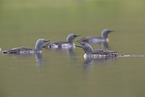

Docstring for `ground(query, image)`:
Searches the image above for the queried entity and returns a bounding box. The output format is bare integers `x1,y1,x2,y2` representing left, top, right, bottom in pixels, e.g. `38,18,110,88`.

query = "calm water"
1,0,145,97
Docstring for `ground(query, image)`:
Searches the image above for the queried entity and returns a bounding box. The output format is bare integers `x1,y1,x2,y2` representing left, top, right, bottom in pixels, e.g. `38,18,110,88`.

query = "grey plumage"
2,39,50,54
77,41,119,58
43,34,80,48
78,29,114,43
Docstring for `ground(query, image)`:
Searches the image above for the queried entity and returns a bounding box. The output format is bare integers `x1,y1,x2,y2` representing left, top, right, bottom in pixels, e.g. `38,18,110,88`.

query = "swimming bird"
78,29,114,43
2,39,50,54
42,34,80,49
77,41,119,59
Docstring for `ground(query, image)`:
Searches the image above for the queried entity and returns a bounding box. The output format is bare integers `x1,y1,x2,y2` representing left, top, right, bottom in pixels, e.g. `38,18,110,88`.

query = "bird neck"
66,35,75,43
84,45,93,54
101,31,108,39
35,41,42,51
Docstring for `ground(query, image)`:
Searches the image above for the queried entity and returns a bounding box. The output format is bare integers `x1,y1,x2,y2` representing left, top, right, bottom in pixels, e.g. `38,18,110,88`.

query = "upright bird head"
35,39,50,50
101,29,114,39
66,34,80,43
77,41,93,54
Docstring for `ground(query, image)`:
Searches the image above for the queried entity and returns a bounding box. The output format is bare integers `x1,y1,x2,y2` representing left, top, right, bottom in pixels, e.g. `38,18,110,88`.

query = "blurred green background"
1,0,145,51
1,0,145,97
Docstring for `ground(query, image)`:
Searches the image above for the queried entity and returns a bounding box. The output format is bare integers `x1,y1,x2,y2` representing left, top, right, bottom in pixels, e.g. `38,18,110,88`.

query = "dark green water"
1,0,145,97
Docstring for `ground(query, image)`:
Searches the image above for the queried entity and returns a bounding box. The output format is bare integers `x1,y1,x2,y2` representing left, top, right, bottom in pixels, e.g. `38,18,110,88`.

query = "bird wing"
50,41,68,46
2,47,34,54
92,49,117,55
79,36,101,42
10,47,33,51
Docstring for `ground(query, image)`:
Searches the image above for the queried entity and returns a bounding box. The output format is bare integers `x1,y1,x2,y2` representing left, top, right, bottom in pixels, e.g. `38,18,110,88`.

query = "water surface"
0,0,145,97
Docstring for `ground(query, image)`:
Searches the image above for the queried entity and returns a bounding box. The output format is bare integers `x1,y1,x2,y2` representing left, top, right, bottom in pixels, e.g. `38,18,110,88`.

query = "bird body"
77,41,118,59
43,34,80,49
78,29,113,43
2,39,50,54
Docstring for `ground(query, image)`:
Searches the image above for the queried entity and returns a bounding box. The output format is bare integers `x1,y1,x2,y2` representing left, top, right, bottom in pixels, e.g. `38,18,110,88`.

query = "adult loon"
77,41,119,59
42,34,80,49
2,39,50,54
78,29,114,43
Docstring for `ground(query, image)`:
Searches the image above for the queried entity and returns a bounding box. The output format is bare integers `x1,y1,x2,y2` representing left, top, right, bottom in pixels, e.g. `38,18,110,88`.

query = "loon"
2,39,50,54
42,34,80,49
77,41,119,59
78,29,114,43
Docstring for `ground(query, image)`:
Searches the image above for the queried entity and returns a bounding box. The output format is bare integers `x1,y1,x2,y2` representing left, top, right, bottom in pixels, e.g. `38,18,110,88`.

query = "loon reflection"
43,46,76,65
35,53,45,72
44,46,75,57
83,57,117,70
2,52,45,72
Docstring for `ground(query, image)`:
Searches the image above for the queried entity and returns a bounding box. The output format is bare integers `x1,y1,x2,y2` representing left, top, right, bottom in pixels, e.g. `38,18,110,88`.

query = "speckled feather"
3,47,34,54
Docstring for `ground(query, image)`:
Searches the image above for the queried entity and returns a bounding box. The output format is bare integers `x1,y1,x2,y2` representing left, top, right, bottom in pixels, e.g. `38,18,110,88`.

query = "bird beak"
75,45,82,48
75,34,81,37
77,40,84,45
44,40,50,42
109,30,114,32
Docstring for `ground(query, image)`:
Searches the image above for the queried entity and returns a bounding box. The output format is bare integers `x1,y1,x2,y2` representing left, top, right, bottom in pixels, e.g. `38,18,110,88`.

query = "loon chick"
42,34,80,49
77,41,119,59
78,29,114,43
2,39,50,54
